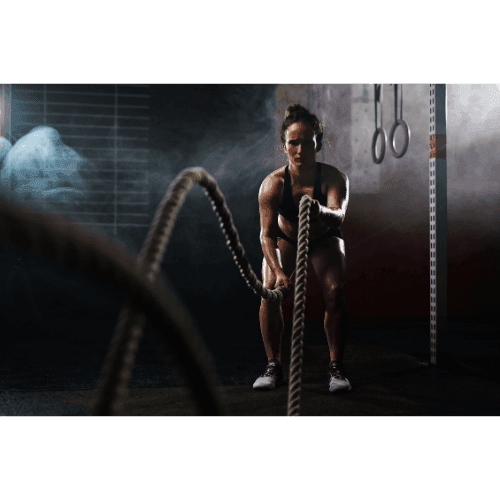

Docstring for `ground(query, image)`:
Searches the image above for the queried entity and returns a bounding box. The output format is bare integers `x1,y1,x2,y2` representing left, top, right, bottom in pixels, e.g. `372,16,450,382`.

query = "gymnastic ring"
371,127,386,164
389,119,410,158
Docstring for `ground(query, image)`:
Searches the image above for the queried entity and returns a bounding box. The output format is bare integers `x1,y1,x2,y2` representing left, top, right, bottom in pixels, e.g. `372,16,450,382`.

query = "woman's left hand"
309,199,322,218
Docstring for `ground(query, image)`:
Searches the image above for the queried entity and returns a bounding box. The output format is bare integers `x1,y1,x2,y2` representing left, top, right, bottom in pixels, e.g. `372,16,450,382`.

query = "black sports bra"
278,162,328,224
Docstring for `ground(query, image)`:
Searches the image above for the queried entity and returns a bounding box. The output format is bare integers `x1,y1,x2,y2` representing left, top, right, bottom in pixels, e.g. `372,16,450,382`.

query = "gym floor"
1,315,498,416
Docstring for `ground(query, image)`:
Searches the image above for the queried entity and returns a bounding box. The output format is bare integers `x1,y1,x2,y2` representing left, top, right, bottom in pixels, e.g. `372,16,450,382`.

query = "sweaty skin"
258,121,349,363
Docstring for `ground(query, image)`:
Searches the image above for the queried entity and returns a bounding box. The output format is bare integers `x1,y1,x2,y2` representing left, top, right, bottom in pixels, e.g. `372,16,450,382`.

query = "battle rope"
0,165,314,416
287,195,312,416
93,167,312,416
0,195,225,415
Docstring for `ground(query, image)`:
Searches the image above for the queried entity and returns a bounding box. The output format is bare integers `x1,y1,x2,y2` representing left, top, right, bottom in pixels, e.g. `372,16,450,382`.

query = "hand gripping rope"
0,167,313,416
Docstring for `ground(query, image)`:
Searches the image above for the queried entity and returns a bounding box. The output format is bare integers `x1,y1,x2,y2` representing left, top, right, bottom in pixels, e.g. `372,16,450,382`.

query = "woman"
253,104,351,393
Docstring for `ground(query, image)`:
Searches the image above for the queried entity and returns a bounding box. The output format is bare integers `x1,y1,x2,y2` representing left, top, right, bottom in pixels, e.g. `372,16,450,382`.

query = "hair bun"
284,104,309,118
280,103,323,148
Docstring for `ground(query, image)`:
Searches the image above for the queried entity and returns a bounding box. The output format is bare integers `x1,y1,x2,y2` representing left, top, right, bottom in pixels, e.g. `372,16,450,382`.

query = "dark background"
0,84,498,391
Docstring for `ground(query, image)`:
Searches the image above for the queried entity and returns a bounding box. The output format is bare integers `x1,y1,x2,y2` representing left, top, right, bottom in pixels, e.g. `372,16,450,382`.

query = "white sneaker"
253,360,285,390
328,362,352,393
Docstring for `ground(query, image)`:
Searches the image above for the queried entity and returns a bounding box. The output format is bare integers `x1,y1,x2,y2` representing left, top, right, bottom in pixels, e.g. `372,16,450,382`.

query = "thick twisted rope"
0,195,225,416
138,167,291,301
0,162,313,416
287,195,312,416
94,167,311,416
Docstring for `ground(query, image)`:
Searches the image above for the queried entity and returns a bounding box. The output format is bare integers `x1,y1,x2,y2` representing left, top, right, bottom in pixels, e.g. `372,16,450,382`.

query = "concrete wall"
274,84,499,319
4,84,496,334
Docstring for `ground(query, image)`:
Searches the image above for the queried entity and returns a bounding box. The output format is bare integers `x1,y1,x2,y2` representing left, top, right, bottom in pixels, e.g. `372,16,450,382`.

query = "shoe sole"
253,378,286,391
329,376,352,393
329,384,353,393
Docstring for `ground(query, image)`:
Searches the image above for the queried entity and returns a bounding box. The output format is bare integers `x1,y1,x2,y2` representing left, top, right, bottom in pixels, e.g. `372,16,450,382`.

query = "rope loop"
93,167,296,414
2,164,314,417
0,194,225,416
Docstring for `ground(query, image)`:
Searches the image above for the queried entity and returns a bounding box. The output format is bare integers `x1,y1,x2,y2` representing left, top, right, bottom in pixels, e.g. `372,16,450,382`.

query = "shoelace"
329,366,346,380
262,364,282,378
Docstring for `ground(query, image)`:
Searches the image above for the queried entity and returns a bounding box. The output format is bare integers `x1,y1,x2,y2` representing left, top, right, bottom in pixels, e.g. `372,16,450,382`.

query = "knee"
323,283,345,307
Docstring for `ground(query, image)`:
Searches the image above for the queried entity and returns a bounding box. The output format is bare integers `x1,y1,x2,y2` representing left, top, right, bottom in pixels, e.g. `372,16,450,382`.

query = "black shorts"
277,226,343,251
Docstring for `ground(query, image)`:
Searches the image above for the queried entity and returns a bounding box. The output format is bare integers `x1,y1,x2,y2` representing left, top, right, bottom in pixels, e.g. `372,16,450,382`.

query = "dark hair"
280,104,323,148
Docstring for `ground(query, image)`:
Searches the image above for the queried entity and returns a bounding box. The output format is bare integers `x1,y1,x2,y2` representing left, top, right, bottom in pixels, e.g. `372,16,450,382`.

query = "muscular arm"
316,207,345,228
261,239,284,279
315,171,349,228
258,175,285,278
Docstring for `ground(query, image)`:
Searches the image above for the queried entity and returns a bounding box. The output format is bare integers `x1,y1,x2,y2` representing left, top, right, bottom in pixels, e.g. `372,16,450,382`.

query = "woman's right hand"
275,271,294,291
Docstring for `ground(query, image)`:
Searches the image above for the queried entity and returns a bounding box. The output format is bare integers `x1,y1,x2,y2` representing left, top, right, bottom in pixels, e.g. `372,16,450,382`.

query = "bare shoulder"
258,165,286,201
321,164,349,192
321,163,348,182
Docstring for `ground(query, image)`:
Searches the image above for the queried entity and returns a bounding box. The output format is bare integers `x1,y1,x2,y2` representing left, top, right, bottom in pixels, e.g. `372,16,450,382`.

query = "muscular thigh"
309,236,346,290
261,238,297,287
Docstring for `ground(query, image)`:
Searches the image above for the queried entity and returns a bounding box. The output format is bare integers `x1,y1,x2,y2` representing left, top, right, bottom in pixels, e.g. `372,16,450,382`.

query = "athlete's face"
283,121,321,169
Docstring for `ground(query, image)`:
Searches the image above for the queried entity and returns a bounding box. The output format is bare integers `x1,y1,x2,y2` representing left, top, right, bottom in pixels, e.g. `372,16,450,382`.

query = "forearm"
316,206,344,228
260,236,285,277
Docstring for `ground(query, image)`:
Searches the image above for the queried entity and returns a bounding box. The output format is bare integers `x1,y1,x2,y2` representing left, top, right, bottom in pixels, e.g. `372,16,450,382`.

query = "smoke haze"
0,84,497,322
